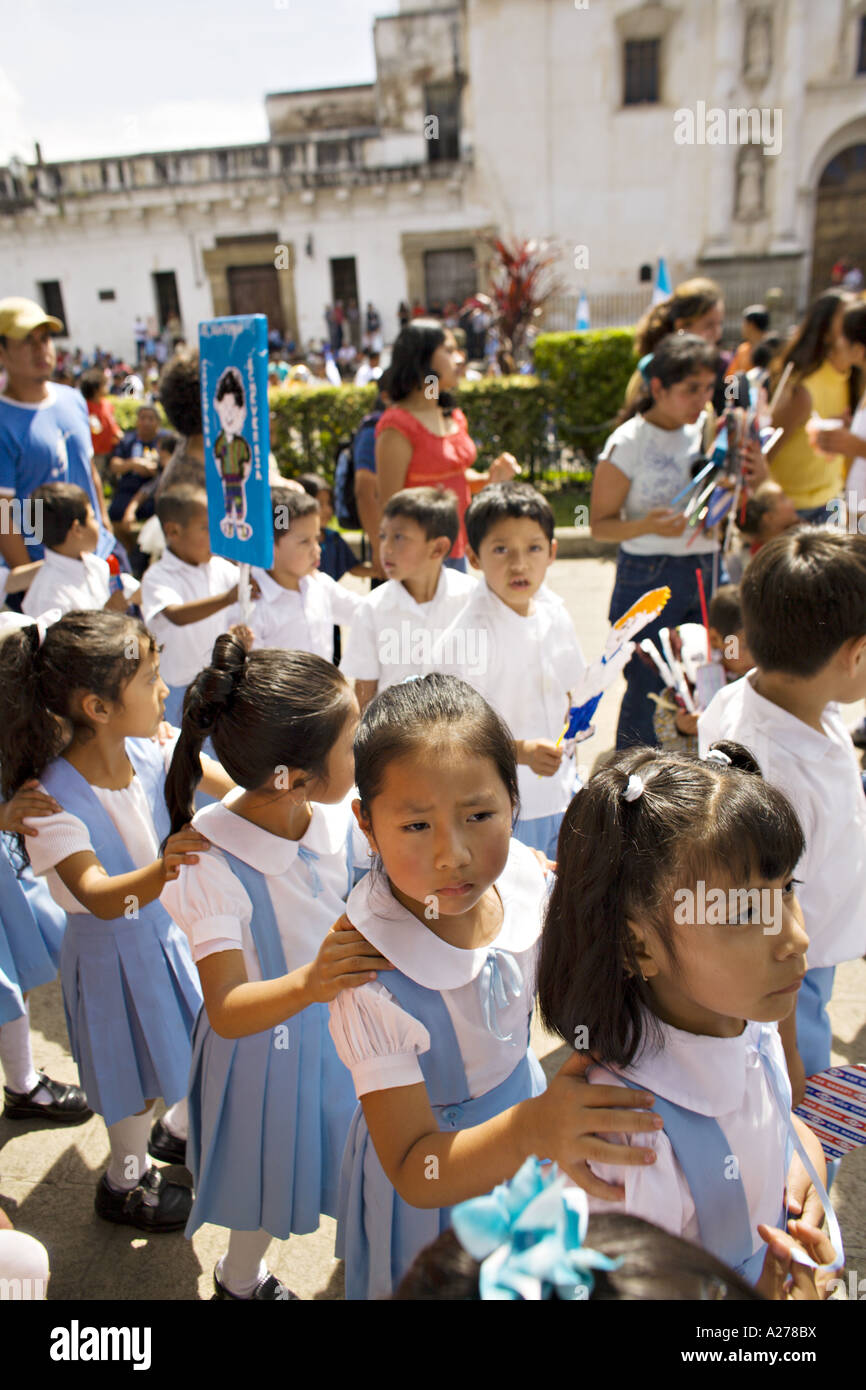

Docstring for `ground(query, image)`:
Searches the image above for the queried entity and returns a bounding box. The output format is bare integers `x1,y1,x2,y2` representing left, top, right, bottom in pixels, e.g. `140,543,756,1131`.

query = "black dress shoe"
3,1072,93,1124
95,1166,192,1233
212,1268,299,1301
148,1117,187,1166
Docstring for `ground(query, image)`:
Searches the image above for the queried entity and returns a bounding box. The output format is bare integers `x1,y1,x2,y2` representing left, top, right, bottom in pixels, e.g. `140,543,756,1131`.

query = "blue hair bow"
451,1157,622,1301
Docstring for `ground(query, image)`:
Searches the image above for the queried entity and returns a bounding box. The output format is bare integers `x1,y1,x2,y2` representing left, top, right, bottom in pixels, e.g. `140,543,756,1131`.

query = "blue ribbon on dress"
755,1027,844,1274
477,948,523,1042
297,845,323,898
451,1156,621,1301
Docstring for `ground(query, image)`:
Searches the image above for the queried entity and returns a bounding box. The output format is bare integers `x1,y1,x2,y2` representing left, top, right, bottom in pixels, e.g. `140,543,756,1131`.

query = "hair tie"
638,352,655,382
622,773,645,802
451,1157,621,1301
703,748,731,767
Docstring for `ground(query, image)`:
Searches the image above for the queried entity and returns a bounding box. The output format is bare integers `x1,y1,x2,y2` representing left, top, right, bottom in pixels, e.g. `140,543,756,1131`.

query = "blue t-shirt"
0,384,112,559
353,412,382,474
319,526,358,582
108,430,163,520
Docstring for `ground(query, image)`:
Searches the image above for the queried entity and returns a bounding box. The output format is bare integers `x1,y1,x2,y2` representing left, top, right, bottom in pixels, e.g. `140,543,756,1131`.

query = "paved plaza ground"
2,551,864,1300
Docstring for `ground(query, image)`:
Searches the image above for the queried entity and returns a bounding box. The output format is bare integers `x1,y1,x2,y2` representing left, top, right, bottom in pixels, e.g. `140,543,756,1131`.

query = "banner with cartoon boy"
199,314,273,570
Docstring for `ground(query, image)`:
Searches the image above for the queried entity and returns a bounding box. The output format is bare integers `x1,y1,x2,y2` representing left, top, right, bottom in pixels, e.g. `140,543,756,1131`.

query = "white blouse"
161,790,372,978
584,1017,791,1260
329,839,548,1099
24,731,180,914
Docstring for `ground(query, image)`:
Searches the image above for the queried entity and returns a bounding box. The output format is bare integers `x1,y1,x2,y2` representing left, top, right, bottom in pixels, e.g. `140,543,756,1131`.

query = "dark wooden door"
811,145,866,297
227,264,285,337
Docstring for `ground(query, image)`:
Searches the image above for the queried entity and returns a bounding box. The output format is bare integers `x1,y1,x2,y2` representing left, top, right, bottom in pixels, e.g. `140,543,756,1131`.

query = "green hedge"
110,328,636,484
533,329,637,460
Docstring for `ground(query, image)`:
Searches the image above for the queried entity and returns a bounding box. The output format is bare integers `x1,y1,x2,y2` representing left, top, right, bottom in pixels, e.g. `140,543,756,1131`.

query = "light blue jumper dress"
337,968,546,1301
617,1026,842,1285
0,834,66,1025
40,739,202,1125
184,841,360,1240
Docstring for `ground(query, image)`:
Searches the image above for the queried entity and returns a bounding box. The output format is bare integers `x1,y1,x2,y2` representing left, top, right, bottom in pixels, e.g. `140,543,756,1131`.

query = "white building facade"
2,0,865,358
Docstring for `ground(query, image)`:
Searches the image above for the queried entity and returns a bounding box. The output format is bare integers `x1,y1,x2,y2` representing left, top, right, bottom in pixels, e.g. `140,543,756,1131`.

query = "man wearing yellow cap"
0,298,113,569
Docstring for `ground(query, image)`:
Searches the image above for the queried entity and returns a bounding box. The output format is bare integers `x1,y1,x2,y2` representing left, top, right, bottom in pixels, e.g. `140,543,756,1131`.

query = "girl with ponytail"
161,635,387,1300
538,743,842,1297
0,611,231,1233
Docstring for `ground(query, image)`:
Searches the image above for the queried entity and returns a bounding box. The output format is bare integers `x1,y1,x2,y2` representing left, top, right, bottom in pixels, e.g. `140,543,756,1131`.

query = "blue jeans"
795,504,835,525
609,550,724,750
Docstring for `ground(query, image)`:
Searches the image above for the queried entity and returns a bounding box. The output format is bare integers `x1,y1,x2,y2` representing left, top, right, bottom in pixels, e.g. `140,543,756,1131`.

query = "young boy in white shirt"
340,486,475,709
435,482,586,859
699,528,866,1098
140,485,242,724
248,486,361,660
22,483,138,619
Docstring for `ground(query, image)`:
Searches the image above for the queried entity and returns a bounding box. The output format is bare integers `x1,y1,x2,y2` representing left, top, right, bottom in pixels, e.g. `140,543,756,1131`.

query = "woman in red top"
375,319,519,571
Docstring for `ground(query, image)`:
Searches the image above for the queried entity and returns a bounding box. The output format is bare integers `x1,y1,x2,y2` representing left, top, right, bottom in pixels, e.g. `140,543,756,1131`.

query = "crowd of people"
0,279,863,1303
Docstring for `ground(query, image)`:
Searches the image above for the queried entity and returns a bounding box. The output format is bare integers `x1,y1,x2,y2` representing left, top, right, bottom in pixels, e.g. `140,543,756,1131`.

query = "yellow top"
769,359,850,509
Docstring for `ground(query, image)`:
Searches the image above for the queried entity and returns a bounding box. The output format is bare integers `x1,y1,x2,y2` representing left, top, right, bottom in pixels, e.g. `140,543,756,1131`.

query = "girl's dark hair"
354,673,519,819
769,289,858,409
157,348,202,436
393,1216,761,1301
0,612,155,850
297,472,330,499
78,367,107,401
387,318,455,414
634,277,722,356
164,635,352,834
842,301,866,370
624,333,719,421
538,742,805,1068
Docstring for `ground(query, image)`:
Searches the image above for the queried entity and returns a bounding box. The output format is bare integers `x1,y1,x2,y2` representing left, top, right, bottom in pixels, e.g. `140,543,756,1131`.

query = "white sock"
106,1107,155,1193
0,1006,53,1103
161,1098,188,1140
217,1229,274,1297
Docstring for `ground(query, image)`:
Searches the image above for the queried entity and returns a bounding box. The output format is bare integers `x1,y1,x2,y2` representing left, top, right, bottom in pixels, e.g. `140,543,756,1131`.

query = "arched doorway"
811,143,866,297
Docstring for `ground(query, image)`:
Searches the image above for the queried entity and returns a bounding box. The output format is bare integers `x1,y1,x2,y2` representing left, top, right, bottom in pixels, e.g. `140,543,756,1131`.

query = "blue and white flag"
198,314,273,570
652,256,671,306
575,291,591,331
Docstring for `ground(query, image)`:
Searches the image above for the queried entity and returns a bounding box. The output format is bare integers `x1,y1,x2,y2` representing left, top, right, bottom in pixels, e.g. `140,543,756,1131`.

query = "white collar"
192,788,349,875
383,569,448,612
43,549,100,577
0,383,58,411
160,548,209,575
740,671,839,764
345,839,545,989
251,566,303,606
613,1015,777,1116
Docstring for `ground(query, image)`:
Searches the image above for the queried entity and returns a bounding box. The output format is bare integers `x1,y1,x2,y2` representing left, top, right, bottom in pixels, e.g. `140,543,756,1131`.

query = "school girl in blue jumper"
538,742,843,1296
0,782,90,1122
0,611,230,1229
162,636,387,1300
329,673,664,1301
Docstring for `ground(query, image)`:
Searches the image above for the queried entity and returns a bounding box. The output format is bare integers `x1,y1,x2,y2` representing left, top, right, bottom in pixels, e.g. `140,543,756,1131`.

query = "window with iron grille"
317,141,343,168
624,37,660,105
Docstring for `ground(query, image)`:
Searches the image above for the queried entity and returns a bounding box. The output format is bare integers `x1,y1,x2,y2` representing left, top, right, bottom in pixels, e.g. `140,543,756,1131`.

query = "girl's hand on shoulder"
151,722,175,746
228,623,255,651
526,1052,663,1201
161,825,211,881
1,781,63,836
642,507,687,538
306,913,393,1004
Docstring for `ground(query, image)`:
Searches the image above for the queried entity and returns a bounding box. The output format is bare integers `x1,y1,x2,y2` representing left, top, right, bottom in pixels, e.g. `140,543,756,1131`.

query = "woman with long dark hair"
375,319,519,571
766,289,858,521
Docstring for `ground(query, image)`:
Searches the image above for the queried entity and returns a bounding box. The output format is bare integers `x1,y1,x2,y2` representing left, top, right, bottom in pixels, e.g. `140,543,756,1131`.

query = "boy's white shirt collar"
739,670,841,763
43,549,105,577
251,565,305,605
609,1015,779,1117
344,839,545,990
191,787,351,875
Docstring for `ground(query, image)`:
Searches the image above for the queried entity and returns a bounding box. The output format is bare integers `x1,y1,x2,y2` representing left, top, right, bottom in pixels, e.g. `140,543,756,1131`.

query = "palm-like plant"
486,236,561,367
